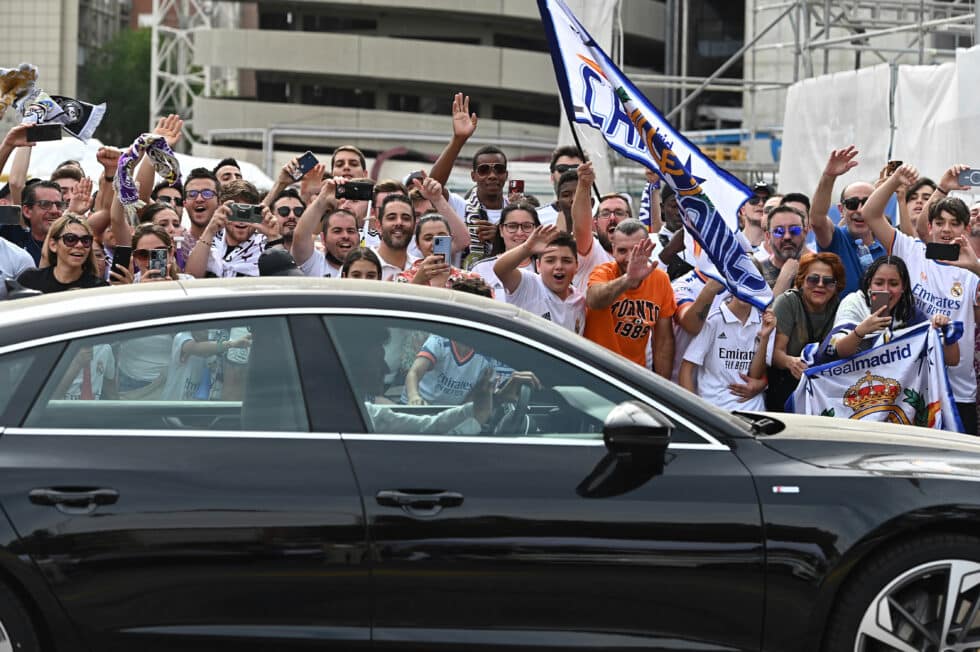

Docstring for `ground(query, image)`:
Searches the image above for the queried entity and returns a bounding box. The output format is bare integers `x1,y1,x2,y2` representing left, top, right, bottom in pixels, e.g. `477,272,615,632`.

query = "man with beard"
361,179,407,249
429,94,509,266
292,177,360,278
810,146,887,296
759,205,810,295
185,180,269,278
373,194,417,280
585,219,676,375
179,168,221,264
269,188,305,250
1,180,64,265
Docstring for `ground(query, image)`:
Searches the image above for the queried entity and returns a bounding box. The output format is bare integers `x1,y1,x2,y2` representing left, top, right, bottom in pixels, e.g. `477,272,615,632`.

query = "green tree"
78,28,151,146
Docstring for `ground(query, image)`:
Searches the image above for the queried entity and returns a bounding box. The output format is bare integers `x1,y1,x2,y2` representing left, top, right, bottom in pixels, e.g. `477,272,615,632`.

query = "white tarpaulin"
0,137,275,190
779,46,980,194
778,64,892,194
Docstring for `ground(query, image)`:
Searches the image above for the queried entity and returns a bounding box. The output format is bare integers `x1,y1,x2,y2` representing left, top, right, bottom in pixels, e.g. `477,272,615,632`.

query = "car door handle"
29,488,119,515
376,489,464,512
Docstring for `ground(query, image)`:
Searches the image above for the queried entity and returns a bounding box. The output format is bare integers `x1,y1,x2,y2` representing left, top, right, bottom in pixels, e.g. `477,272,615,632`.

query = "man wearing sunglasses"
759,206,811,294
185,180,269,278
180,168,222,265
737,182,773,251
270,188,306,250
3,180,66,265
536,146,588,228
429,93,511,266
150,181,184,221
810,146,886,296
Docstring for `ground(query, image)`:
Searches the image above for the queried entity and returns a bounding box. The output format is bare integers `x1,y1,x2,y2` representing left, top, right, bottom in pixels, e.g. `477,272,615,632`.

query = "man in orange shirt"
584,219,676,376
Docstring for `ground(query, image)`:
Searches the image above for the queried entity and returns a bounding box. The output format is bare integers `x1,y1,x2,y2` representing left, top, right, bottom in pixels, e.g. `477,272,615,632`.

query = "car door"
322,312,765,652
0,314,369,652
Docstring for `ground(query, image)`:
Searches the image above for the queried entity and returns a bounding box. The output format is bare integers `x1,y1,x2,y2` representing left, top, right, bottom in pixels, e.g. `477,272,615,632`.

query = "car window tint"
24,317,308,432
324,315,708,444
0,349,36,416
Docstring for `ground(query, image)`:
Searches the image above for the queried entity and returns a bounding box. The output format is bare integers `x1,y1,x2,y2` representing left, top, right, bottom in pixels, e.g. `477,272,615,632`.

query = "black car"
1,278,979,652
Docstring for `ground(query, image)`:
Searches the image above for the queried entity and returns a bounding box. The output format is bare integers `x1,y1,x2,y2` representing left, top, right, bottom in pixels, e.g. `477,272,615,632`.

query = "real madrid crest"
951,281,963,299
843,371,910,424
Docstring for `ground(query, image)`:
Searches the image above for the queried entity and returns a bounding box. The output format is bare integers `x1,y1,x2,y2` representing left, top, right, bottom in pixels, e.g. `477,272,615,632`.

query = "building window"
492,104,559,127
301,85,375,109
302,15,378,32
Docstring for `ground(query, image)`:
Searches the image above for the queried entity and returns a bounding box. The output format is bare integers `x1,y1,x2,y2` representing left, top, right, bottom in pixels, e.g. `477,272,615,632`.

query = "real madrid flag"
788,321,963,432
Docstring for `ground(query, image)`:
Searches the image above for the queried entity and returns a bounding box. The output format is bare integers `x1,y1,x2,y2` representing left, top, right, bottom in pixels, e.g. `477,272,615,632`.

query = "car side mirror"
602,400,673,454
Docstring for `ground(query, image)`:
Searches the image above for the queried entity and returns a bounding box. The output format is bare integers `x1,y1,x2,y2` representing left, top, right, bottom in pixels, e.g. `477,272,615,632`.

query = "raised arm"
863,165,918,252
416,174,469,254
0,124,33,178
291,178,336,266
810,146,859,248
571,161,595,255
493,224,557,293
674,277,724,335
137,114,184,203
748,311,776,379
587,238,655,310
429,93,477,189
262,156,299,208
8,143,31,206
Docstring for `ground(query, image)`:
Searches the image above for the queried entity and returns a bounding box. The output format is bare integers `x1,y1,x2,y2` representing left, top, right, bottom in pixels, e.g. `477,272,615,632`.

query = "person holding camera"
862,163,980,434
185,180,273,278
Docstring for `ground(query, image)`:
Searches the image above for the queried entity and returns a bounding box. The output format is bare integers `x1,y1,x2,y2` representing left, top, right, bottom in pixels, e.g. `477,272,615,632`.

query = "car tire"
823,534,980,652
0,581,41,652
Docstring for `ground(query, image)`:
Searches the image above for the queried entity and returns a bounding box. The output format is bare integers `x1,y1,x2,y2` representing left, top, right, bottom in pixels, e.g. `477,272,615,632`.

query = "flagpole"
565,121,601,203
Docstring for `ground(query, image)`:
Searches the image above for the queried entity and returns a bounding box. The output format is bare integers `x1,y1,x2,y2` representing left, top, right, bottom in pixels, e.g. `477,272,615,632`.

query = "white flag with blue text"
538,0,771,310
787,322,962,432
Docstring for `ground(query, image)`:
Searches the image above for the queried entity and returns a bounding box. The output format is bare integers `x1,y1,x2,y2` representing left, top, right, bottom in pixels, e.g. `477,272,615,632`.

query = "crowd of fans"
2,92,979,434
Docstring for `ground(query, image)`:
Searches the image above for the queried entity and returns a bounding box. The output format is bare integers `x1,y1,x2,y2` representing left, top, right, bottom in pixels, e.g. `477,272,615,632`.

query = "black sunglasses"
156,195,184,207
475,163,507,177
805,274,837,287
843,196,869,210
554,163,579,174
57,233,94,247
277,206,304,218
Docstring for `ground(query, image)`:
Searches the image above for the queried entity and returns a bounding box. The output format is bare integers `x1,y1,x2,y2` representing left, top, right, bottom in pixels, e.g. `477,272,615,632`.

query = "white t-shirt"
299,249,342,278
669,270,727,382
64,345,115,400
0,237,34,279
208,231,267,277
892,231,979,402
470,256,536,303
118,334,173,383
161,332,212,401
402,336,495,405
507,268,586,334
372,247,418,281
573,236,613,292
683,302,773,412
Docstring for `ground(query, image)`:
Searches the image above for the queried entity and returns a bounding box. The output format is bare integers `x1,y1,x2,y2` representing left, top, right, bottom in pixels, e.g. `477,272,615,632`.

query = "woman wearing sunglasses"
766,252,845,411
468,203,541,302
109,224,189,285
396,214,483,288
816,255,957,364
16,215,108,293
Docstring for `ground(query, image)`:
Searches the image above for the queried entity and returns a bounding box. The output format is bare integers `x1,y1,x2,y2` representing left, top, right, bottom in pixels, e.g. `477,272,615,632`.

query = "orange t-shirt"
584,261,677,366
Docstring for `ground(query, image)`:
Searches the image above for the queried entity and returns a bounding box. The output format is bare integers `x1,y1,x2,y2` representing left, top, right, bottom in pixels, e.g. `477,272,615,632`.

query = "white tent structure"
0,137,275,191
778,45,980,194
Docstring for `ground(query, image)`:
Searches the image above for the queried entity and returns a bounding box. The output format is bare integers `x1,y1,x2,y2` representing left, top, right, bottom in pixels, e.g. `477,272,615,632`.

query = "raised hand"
523,224,560,255
418,175,443,203
96,146,123,174
2,123,35,149
939,163,971,193
855,305,892,338
577,160,595,188
823,146,859,178
153,114,184,148
256,204,280,239
301,163,327,203
891,163,919,188
625,238,656,286
451,92,478,142
68,177,94,214
278,157,300,185
759,309,777,338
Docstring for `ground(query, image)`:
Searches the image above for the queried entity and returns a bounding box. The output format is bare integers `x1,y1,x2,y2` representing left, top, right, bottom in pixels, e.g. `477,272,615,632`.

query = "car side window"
24,317,308,432
0,349,36,416
324,315,708,444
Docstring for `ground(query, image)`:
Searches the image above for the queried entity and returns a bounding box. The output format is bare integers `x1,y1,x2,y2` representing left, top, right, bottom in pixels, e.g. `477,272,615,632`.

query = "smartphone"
26,123,63,142
886,160,902,175
112,246,132,272
432,235,452,260
509,179,525,194
228,203,264,224
148,248,168,275
290,151,318,181
406,170,426,187
925,242,960,261
0,205,21,226
869,290,890,314
957,169,980,186
335,181,375,201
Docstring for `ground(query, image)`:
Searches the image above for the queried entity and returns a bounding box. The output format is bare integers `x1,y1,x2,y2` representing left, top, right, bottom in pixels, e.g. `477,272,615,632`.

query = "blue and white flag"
538,0,771,310
788,321,962,432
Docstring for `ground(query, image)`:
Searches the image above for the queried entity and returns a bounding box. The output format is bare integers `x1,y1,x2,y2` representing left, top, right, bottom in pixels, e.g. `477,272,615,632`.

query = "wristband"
935,187,948,195
103,175,114,182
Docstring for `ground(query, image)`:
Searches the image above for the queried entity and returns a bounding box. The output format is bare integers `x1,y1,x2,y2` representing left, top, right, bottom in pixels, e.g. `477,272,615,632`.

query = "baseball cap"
752,182,774,197
258,248,305,277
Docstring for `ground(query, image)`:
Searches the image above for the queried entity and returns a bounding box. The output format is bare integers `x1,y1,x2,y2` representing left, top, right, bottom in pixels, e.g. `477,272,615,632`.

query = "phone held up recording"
432,235,452,261
925,242,960,261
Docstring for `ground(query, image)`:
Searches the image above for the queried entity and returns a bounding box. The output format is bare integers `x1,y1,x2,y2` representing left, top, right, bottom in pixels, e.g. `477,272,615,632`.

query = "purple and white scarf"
114,133,181,222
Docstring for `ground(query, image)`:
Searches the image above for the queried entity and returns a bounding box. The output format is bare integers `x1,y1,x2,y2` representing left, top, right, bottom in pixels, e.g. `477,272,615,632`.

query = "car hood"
755,412,980,479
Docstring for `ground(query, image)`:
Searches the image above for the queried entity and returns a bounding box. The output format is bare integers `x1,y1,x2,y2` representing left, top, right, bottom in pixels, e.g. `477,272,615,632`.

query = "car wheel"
824,534,980,652
0,581,40,652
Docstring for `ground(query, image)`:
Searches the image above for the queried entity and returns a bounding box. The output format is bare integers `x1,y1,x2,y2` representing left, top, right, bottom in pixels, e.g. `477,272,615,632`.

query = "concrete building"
0,0,80,99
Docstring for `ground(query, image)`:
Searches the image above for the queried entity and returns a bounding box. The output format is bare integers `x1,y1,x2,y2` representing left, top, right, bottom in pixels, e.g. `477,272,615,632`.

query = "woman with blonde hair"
17,214,108,293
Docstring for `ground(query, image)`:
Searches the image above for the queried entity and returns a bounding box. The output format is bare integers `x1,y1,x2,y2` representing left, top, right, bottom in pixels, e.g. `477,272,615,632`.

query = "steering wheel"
493,384,531,435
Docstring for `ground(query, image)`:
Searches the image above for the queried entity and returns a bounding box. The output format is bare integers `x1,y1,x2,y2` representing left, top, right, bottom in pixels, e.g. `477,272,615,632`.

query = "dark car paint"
0,285,979,651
